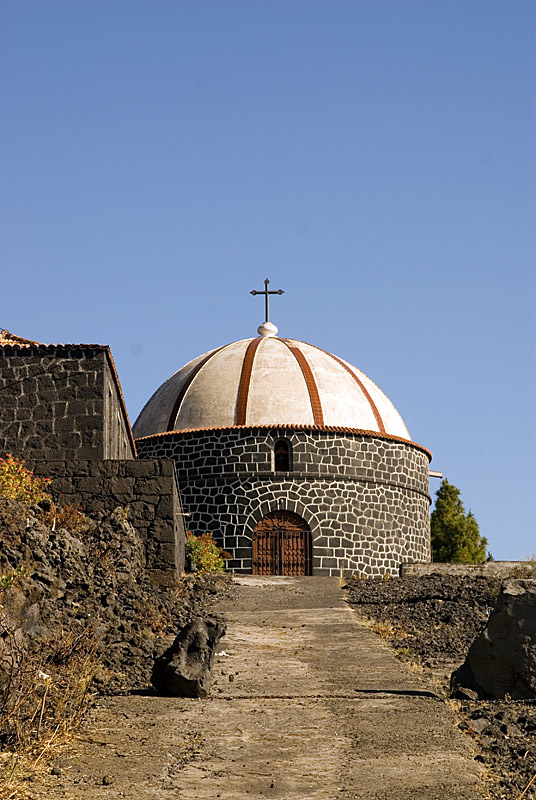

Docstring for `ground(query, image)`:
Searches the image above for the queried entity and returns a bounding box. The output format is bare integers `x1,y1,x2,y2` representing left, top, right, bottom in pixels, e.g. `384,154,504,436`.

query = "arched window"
274,439,292,472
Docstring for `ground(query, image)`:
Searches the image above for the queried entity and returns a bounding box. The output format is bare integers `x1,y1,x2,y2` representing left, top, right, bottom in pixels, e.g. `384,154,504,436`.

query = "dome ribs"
141,333,408,440
309,344,386,433
236,337,263,425
166,345,229,432
279,339,324,426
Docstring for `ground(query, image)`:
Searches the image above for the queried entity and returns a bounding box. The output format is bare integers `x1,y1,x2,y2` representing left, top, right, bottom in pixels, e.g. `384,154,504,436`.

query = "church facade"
136,425,431,576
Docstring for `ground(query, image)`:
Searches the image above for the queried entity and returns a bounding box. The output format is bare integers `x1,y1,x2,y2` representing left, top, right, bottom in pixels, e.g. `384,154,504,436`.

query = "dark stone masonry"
136,428,431,576
0,345,133,461
32,459,185,584
0,342,184,581
1,335,433,578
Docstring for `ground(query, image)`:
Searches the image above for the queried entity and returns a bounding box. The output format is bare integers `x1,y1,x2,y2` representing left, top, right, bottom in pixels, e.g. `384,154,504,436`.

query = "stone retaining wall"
401,561,535,579
33,459,185,583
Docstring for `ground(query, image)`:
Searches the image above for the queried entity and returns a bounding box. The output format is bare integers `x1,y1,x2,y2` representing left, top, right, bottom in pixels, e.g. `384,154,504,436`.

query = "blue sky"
2,1,535,559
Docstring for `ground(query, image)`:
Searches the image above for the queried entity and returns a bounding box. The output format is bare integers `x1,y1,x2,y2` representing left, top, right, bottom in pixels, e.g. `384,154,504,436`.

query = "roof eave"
135,423,432,461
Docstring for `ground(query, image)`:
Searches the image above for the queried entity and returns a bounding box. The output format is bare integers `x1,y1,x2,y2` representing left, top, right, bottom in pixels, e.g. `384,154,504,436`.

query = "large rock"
451,579,536,699
151,615,226,698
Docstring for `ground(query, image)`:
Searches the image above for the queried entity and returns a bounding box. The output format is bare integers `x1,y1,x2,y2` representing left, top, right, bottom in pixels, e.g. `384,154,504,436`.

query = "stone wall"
0,345,134,461
103,363,134,460
136,427,431,576
33,459,185,583
401,562,535,579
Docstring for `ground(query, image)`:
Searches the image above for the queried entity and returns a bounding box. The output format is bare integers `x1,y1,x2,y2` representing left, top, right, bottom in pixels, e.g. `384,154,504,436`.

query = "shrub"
185,533,229,573
0,455,51,505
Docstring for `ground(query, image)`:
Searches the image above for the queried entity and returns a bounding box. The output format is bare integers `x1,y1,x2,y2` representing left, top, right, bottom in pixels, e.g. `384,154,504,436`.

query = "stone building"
1,297,433,579
0,329,185,583
133,306,432,576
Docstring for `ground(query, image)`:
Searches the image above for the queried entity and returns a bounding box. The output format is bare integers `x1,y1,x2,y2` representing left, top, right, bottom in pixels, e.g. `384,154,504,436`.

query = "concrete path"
41,576,484,800
186,576,483,799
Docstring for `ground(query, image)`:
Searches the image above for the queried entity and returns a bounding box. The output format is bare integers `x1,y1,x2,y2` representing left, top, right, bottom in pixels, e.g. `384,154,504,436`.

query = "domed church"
133,281,432,576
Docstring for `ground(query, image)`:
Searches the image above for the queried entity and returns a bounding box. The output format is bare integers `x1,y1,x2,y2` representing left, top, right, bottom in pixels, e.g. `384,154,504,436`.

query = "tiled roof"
0,329,44,347
0,337,109,351
135,423,432,461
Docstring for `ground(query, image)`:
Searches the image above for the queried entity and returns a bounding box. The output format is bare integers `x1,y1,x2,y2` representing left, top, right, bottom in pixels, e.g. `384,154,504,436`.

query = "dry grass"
508,557,536,579
367,619,409,641
0,612,99,799
0,735,76,799
37,501,92,536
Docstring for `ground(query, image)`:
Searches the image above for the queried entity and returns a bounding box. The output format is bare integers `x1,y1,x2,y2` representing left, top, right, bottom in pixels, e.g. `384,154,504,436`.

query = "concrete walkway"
42,576,484,800
178,576,483,799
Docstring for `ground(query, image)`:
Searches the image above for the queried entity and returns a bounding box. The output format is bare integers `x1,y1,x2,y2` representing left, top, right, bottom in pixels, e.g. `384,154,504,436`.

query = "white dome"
133,336,411,440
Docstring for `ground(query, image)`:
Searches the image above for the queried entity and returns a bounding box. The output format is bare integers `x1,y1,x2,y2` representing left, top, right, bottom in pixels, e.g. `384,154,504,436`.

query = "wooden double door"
253,511,312,576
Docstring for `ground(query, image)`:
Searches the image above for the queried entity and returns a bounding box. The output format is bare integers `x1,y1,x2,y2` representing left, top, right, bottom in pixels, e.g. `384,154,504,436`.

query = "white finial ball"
257,321,278,338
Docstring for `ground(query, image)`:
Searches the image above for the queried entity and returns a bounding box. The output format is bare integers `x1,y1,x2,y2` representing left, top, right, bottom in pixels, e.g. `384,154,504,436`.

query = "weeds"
37,500,92,536
0,623,98,747
0,626,99,795
508,556,536,579
0,580,99,796
367,619,409,641
0,568,27,592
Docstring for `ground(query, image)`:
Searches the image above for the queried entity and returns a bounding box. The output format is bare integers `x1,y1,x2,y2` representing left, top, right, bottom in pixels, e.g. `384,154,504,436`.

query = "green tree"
431,479,488,563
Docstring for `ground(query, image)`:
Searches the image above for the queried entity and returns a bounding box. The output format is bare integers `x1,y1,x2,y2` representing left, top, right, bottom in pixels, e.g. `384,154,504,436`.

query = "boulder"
451,579,536,699
151,615,226,698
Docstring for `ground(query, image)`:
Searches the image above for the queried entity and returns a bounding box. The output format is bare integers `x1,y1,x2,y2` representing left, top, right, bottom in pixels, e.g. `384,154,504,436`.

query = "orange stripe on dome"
310,344,386,433
166,345,229,431
236,337,263,425
279,339,324,426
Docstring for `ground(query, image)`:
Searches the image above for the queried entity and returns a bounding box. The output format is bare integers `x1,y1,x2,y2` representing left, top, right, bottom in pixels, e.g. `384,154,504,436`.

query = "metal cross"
250,278,284,323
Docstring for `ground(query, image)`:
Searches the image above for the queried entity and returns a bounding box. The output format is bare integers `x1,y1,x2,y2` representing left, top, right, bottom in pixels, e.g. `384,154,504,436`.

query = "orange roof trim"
135,423,432,461
236,338,263,425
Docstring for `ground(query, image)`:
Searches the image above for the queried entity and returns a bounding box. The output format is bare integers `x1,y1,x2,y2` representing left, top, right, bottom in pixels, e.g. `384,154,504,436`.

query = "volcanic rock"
151,615,226,698
452,579,536,699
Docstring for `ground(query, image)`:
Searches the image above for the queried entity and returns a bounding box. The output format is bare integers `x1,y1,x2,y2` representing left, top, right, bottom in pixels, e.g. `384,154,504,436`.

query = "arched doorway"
253,511,312,576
